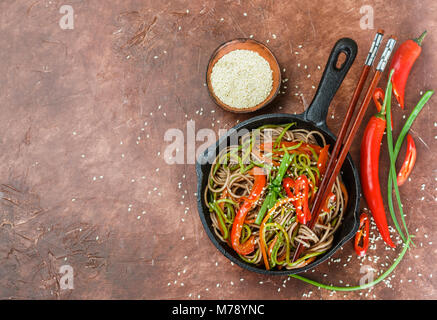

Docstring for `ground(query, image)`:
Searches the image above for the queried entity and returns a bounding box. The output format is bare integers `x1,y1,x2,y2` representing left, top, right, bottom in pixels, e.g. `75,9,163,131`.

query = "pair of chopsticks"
291,30,397,263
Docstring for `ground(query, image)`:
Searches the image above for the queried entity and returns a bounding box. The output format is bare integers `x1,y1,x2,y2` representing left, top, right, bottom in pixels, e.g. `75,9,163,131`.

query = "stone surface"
0,0,436,299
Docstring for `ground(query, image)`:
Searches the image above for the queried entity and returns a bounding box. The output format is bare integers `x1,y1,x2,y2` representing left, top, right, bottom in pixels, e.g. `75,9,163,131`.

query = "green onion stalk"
291,237,411,291
255,148,293,225
387,88,434,243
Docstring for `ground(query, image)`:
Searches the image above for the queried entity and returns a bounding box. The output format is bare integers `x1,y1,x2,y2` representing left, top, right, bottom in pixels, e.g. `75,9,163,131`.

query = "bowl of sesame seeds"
206,38,281,113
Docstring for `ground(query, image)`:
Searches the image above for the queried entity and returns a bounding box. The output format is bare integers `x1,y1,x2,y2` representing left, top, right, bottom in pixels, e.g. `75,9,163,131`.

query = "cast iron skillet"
196,38,361,275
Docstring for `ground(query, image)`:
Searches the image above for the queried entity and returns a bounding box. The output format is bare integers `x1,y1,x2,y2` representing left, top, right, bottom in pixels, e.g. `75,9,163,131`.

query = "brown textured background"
0,0,436,300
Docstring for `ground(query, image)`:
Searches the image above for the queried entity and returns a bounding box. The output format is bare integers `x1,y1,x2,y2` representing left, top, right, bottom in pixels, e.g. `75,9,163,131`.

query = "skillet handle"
303,38,358,129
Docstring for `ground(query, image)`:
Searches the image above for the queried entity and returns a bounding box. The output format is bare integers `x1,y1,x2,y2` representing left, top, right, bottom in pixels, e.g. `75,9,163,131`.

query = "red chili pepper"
389,31,427,109
354,212,370,257
397,134,417,186
282,175,311,224
231,167,266,255
360,108,396,248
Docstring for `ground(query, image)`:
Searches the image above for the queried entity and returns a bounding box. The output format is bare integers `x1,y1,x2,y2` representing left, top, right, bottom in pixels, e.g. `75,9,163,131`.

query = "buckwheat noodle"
204,123,347,270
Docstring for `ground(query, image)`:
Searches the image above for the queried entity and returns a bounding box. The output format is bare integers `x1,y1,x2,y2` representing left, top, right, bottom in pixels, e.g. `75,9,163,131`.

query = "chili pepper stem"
414,30,427,46
377,92,388,116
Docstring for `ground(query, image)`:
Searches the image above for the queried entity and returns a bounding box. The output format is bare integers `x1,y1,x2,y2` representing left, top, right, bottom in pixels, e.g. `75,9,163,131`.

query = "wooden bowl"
206,38,281,113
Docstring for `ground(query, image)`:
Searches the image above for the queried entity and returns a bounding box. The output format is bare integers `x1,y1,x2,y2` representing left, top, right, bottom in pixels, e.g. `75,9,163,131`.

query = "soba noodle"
204,123,347,270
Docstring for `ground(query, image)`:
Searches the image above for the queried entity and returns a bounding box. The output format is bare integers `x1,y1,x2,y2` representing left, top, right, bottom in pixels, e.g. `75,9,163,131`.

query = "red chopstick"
308,30,384,237
291,34,397,264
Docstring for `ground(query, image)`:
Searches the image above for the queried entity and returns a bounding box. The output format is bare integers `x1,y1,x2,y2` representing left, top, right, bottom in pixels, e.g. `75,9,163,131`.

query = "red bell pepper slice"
397,134,417,186
354,212,370,257
282,177,295,198
316,145,330,177
282,175,311,224
231,167,266,256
